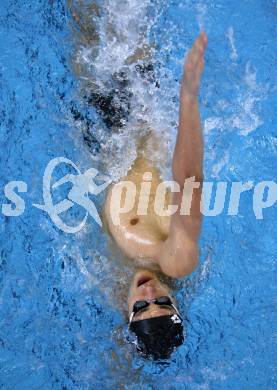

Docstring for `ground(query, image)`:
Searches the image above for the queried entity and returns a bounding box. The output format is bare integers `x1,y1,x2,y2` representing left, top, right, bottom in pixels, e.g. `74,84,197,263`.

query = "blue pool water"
0,0,276,388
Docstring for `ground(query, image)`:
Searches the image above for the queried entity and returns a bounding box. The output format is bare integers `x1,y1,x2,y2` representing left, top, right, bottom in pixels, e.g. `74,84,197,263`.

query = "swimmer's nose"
143,285,157,299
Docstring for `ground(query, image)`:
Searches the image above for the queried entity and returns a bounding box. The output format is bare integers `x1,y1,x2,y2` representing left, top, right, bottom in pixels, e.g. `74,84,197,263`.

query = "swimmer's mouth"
137,276,153,287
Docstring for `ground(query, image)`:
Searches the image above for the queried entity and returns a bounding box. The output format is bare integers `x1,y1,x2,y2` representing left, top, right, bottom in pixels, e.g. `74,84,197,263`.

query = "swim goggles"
129,296,180,323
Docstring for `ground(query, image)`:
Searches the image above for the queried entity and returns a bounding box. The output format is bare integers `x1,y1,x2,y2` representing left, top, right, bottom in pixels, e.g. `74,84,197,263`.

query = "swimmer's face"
128,270,177,321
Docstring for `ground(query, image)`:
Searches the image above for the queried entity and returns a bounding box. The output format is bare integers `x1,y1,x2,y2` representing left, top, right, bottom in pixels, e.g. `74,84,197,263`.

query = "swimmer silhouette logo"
33,157,110,233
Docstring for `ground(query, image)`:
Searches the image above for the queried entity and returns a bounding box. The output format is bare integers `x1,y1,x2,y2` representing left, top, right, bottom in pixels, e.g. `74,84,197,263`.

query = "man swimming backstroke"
68,0,207,359
104,32,208,358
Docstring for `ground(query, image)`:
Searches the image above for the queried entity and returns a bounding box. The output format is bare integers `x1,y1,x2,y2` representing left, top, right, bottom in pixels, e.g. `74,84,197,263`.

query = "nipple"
130,217,139,225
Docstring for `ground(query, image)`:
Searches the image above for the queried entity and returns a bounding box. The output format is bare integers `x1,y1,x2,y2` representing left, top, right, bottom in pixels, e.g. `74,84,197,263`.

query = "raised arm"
159,32,208,278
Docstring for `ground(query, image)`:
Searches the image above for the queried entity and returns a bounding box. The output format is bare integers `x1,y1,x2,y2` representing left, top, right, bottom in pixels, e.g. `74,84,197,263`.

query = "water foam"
71,0,175,182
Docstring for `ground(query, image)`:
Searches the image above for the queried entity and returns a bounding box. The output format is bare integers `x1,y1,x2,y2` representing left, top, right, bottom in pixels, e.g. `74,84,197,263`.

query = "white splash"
204,117,225,133
232,62,265,136
226,26,238,61
94,0,152,77
72,0,175,182
205,63,266,138
211,151,230,178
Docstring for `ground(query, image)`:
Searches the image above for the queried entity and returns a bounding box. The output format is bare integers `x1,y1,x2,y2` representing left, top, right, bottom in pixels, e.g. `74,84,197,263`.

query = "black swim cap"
129,314,184,360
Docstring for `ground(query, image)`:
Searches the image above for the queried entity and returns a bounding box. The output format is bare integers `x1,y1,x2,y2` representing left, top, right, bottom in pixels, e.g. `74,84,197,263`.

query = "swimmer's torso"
104,157,171,263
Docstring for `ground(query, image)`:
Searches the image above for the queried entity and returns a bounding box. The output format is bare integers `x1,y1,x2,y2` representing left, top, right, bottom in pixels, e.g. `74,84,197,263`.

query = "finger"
200,31,208,46
194,33,208,54
195,37,204,52
185,34,205,69
192,33,207,61
189,39,204,65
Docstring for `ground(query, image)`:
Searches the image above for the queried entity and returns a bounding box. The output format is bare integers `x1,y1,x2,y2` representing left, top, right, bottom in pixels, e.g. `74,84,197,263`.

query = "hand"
182,32,208,99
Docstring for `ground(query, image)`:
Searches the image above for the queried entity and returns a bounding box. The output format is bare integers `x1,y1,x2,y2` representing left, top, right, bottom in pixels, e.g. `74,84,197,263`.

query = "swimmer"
104,32,208,358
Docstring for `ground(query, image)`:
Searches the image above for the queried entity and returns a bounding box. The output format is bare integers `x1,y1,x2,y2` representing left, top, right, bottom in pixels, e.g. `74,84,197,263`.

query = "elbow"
172,162,203,186
160,246,199,279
